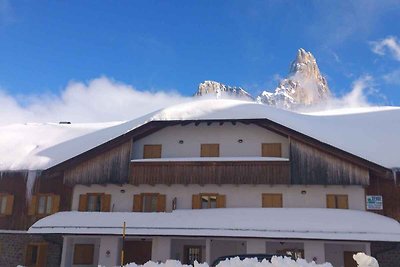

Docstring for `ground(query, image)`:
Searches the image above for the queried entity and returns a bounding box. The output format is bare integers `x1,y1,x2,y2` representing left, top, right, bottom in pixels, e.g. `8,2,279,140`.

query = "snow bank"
353,253,379,267
119,257,333,267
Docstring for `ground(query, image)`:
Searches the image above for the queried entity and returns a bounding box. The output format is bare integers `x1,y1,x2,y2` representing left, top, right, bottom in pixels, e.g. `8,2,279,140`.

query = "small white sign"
366,195,383,210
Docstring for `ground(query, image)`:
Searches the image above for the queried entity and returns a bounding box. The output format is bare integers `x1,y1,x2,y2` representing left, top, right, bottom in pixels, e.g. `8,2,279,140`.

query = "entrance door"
124,240,152,265
343,251,357,267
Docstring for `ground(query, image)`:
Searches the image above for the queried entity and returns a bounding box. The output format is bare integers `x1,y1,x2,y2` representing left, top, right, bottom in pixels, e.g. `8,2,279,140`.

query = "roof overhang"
28,208,400,242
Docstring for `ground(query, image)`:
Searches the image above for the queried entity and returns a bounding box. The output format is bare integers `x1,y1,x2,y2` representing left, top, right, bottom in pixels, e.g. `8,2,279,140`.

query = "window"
192,194,226,209
0,193,14,216
262,193,283,208
184,246,202,265
28,194,59,216
143,144,162,159
78,193,111,212
25,243,48,267
262,143,282,157
73,244,94,265
277,248,304,259
200,144,219,157
133,193,166,212
327,194,348,209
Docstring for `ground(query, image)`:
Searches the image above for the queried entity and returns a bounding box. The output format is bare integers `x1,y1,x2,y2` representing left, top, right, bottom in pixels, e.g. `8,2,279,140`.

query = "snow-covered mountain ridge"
194,49,331,109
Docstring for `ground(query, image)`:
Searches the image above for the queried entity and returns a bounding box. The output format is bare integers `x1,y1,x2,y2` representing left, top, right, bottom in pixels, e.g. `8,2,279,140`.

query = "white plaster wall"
152,237,172,262
98,236,121,267
132,123,290,159
304,241,325,264
247,239,267,254
71,184,366,211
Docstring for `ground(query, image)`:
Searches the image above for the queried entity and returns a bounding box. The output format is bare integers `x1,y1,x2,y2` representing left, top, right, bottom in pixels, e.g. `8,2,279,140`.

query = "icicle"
26,170,38,201
392,168,399,185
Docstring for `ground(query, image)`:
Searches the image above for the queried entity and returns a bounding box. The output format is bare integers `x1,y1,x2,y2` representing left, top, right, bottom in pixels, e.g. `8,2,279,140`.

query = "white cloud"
370,36,400,61
0,76,190,125
340,75,375,107
383,69,400,85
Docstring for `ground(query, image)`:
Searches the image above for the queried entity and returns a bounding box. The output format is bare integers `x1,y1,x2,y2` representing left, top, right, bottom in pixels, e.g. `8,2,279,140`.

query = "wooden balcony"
129,157,290,185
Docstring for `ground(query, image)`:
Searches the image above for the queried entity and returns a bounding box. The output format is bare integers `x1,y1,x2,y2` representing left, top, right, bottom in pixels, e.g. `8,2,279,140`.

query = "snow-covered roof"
1,99,400,171
28,208,400,242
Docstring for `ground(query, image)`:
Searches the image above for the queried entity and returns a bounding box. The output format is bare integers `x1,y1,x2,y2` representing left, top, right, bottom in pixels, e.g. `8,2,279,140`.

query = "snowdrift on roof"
1,99,400,171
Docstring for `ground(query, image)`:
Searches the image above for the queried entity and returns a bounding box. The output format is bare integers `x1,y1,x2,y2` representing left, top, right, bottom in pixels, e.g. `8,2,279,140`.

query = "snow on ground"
2,99,400,171
28,208,400,242
118,254,379,267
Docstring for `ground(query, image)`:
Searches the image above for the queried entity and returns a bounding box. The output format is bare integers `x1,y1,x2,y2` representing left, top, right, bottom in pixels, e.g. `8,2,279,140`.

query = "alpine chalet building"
0,100,399,267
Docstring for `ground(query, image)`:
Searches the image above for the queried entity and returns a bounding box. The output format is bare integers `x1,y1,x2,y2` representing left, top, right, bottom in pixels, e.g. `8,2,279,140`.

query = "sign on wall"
366,195,383,210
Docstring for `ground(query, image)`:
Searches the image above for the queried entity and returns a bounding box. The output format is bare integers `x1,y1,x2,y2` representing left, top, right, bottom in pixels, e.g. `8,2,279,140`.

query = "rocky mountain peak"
258,48,331,109
194,80,253,100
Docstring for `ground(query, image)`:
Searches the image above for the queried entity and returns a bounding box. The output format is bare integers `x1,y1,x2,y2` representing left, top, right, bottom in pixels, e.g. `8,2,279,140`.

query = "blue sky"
0,1,400,123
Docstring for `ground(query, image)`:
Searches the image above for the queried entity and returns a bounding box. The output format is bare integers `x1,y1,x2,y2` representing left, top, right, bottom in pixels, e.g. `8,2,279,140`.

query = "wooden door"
124,240,152,265
343,251,357,267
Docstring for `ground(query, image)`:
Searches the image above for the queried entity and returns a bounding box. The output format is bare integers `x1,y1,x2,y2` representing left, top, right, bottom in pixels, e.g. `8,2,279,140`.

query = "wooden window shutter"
51,195,60,214
25,245,33,266
200,144,220,157
4,195,14,215
262,194,273,207
262,143,282,157
273,194,283,207
337,195,349,209
216,195,226,208
37,243,48,267
192,194,201,209
326,195,336,208
157,194,166,212
78,194,88,211
101,194,111,212
73,244,94,265
133,194,142,212
28,195,37,216
143,145,162,159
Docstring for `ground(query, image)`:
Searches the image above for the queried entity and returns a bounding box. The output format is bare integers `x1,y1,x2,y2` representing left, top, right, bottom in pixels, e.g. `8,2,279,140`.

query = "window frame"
141,193,159,212
0,193,12,216
25,242,48,267
36,194,54,216
86,193,104,212
200,193,218,209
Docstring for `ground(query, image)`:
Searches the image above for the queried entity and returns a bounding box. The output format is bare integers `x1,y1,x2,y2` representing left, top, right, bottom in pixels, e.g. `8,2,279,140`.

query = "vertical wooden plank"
101,194,111,212
28,195,37,216
192,194,201,209
78,194,88,211
133,194,142,212
157,194,166,212
4,195,14,215
216,195,226,208
51,195,60,214
326,195,336,208
262,143,282,157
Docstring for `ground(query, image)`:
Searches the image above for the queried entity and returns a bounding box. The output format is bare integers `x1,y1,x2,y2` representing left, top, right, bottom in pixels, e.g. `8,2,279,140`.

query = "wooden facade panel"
366,173,400,221
143,145,162,159
64,141,131,185
290,139,369,185
130,161,291,185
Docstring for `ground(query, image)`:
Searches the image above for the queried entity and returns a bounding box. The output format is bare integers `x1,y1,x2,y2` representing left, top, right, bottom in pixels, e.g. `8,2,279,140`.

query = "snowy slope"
1,99,400,171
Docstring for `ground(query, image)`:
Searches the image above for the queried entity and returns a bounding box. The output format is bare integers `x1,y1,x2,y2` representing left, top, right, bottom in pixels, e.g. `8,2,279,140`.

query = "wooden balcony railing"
129,159,290,185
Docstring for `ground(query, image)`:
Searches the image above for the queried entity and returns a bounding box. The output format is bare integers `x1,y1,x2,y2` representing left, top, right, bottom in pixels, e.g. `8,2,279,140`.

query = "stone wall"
371,242,400,267
0,233,62,267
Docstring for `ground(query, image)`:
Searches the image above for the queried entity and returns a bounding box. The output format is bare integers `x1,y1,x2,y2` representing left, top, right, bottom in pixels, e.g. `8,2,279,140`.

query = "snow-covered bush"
353,253,379,267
